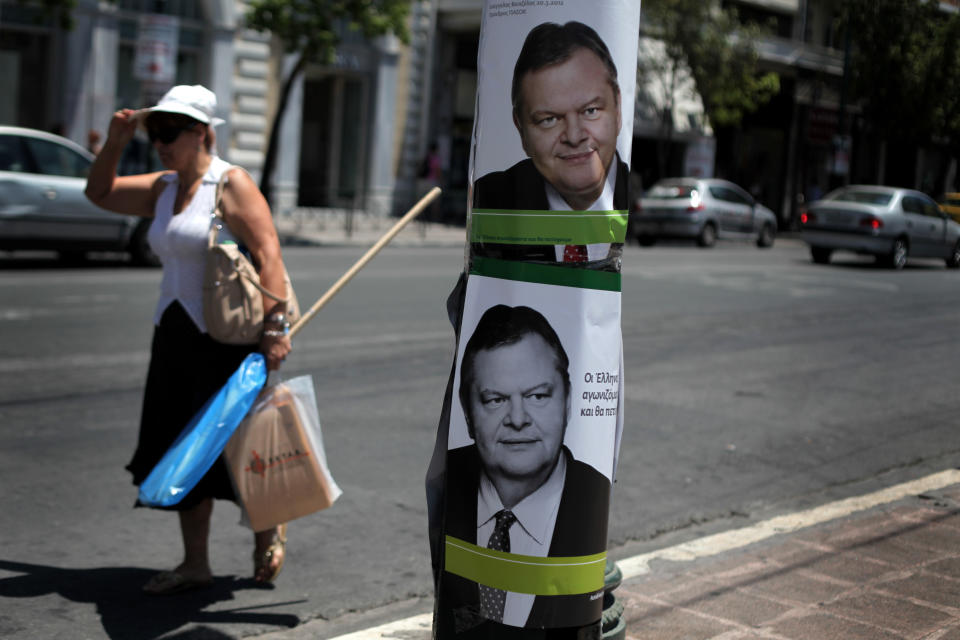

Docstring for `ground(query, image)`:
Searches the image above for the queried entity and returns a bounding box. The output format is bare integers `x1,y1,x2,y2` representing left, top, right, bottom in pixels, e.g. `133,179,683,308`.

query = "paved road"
1,238,959,639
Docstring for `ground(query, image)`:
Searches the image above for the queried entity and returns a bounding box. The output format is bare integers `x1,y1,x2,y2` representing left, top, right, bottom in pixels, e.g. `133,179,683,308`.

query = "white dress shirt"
545,161,618,262
476,453,567,627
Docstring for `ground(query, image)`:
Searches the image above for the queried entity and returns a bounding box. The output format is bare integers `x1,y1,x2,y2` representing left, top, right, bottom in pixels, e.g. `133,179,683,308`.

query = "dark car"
799,185,960,270
0,126,158,265
630,177,777,248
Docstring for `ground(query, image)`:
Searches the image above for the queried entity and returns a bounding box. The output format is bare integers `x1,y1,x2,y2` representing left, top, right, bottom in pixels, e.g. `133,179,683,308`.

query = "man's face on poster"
514,47,622,210
466,332,569,487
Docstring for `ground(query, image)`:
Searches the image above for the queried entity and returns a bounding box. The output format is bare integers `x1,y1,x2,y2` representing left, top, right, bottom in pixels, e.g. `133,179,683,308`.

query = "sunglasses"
146,122,197,144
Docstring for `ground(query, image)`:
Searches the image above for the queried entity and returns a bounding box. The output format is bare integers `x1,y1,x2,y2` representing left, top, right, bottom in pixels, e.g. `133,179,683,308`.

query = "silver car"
631,177,777,248
0,126,158,265
799,185,960,270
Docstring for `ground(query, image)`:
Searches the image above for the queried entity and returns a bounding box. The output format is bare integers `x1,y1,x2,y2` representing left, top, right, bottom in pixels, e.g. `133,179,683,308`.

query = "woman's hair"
203,123,216,153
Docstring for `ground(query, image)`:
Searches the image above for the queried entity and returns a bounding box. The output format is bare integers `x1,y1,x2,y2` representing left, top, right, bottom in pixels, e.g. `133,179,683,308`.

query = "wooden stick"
288,186,442,339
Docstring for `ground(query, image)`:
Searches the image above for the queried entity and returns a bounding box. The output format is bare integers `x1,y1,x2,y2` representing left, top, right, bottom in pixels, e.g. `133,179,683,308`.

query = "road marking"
0,350,150,373
325,469,960,640
0,331,450,373
327,613,433,640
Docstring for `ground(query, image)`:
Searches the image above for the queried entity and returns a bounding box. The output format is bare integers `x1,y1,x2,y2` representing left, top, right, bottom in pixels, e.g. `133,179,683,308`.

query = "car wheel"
756,223,775,248
884,237,908,270
810,246,832,264
637,235,657,247
946,241,960,269
697,223,717,248
129,219,161,267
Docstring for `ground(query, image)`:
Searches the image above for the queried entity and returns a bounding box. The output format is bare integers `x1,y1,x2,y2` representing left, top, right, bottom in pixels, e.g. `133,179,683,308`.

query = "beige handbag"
202,167,300,344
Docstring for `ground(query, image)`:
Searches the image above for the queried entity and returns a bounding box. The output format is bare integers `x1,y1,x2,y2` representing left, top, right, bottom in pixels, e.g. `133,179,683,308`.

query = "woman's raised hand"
106,109,139,146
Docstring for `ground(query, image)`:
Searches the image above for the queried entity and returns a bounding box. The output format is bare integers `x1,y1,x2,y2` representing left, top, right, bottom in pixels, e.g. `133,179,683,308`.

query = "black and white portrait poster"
427,0,641,637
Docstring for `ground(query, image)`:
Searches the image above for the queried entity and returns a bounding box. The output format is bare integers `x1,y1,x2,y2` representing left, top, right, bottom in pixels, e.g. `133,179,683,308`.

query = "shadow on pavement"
0,560,300,639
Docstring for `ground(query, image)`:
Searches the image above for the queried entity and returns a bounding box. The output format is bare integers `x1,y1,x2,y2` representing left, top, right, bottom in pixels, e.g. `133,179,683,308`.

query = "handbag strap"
211,164,243,225
210,165,289,305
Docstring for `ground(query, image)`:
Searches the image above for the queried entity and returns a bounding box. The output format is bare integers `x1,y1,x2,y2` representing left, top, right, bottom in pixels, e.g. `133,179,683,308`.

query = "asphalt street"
2,236,960,639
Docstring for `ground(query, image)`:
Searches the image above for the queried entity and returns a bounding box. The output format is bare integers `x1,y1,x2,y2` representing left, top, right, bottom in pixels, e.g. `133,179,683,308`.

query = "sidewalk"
613,473,960,640
254,471,960,640
274,212,467,248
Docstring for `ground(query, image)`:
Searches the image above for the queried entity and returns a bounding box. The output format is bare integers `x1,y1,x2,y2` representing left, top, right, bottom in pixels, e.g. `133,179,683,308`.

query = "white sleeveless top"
147,156,239,331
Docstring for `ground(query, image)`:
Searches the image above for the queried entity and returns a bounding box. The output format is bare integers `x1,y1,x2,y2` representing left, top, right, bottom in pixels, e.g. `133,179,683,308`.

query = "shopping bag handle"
288,187,442,339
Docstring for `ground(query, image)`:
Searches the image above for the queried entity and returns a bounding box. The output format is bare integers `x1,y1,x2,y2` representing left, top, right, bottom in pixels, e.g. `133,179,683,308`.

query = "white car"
0,126,158,265
800,185,960,270
631,177,777,248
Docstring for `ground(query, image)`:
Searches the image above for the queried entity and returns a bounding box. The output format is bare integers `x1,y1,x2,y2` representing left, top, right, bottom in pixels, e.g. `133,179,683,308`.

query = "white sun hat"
133,85,226,127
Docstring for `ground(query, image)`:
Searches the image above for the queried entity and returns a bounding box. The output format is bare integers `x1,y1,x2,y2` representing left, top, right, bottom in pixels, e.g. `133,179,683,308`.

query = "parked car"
0,125,158,265
630,177,777,248
800,185,960,270
939,192,960,224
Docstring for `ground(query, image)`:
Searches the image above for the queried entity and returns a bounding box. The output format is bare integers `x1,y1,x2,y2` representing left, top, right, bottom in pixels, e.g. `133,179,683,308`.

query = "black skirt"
126,301,257,510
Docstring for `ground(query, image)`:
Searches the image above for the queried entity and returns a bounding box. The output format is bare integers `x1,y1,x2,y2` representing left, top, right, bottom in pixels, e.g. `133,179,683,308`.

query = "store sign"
133,14,179,84
807,106,839,146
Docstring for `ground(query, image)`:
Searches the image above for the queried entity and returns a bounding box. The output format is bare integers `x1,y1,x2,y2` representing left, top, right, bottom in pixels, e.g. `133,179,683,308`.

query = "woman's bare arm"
218,167,293,369
85,109,166,217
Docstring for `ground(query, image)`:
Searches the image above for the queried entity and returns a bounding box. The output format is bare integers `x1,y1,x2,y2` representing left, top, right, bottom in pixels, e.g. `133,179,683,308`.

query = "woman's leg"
253,524,287,583
177,498,215,581
142,498,215,593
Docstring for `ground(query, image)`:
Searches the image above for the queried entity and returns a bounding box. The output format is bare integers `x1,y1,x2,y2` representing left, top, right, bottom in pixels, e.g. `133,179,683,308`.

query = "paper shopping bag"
225,375,342,531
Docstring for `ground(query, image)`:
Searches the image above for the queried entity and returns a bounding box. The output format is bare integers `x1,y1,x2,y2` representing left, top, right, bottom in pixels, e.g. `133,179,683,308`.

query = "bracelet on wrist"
265,312,286,325
262,329,287,338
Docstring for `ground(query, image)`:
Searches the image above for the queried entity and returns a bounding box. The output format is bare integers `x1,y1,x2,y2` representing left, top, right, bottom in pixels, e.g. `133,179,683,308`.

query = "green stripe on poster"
471,209,627,245
444,535,606,596
470,257,621,292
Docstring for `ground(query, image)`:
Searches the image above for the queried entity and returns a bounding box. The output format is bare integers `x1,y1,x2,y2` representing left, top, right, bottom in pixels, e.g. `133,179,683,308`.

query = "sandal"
254,523,287,583
143,570,213,595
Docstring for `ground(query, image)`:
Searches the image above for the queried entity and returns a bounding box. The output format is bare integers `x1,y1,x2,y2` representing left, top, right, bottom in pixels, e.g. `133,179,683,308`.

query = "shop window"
0,29,50,129
299,76,370,207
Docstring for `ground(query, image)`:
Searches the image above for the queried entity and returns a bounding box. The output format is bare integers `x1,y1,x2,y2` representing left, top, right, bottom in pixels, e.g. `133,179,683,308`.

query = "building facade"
1,0,256,171
3,0,956,229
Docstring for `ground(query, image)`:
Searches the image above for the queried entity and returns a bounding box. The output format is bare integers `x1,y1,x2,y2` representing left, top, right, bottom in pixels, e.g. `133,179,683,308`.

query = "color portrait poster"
427,0,641,636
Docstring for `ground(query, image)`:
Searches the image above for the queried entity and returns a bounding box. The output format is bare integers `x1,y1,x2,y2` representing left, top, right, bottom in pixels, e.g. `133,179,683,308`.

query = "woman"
85,85,292,594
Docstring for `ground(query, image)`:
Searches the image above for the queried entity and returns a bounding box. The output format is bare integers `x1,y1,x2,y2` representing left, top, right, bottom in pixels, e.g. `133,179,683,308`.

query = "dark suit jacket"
473,156,629,211
470,156,629,267
435,444,610,637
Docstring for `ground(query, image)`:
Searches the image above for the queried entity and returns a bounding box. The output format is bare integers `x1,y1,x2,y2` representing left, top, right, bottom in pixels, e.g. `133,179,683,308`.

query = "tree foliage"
244,0,413,203
838,0,960,146
246,0,412,64
640,0,780,131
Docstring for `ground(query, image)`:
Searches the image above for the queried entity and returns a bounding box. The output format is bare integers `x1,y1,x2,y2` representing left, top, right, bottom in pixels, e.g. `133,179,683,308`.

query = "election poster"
427,0,641,636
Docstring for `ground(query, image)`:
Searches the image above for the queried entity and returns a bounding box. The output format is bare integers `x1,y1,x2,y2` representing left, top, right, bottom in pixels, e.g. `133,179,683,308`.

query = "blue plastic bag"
138,352,268,507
